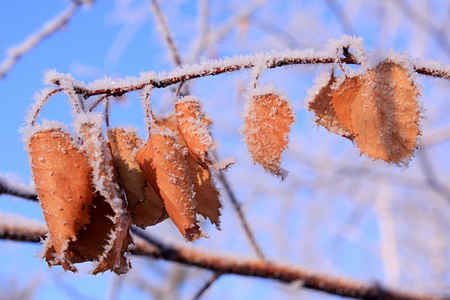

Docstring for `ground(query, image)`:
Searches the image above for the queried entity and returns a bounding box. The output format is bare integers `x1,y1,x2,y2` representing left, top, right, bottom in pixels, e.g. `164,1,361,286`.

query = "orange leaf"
135,126,203,241
107,127,167,228
332,61,421,164
244,92,295,178
307,74,355,140
29,127,131,274
175,98,214,163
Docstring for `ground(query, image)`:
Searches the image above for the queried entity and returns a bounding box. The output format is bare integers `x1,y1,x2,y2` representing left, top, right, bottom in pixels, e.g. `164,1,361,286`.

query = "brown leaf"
175,99,214,163
161,116,222,226
244,93,295,178
135,126,203,241
107,127,167,228
75,120,133,274
29,128,131,274
332,61,421,164
307,74,355,140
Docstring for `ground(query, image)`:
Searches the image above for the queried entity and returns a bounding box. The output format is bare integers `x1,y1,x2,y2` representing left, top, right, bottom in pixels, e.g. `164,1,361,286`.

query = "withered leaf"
135,126,203,242
307,74,355,140
331,61,421,164
175,99,214,163
244,93,295,178
29,128,131,274
107,127,167,228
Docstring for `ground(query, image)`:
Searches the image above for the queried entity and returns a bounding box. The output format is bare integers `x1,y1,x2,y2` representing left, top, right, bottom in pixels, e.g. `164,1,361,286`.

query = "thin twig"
190,272,221,300
4,224,447,300
212,150,266,261
149,0,183,67
0,3,81,79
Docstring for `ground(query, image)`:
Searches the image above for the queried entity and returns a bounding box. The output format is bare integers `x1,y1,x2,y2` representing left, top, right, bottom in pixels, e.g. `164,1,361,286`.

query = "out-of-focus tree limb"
2,221,448,300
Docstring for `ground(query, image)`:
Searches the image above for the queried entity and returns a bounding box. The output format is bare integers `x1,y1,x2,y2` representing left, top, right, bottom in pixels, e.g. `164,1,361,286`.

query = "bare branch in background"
190,272,221,300
214,168,267,261
0,3,82,79
0,175,37,202
324,0,354,34
149,0,183,67
1,223,447,300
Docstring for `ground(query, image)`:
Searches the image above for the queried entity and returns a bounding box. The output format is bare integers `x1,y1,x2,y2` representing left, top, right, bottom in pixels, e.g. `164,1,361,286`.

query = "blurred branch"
324,0,354,34
0,175,37,202
3,223,447,300
149,0,183,67
0,3,82,79
190,272,221,300
214,169,267,261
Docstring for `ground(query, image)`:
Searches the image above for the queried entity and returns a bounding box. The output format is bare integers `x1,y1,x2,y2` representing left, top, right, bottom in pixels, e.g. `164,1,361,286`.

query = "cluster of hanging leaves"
26,96,222,274
307,60,421,165
25,42,424,274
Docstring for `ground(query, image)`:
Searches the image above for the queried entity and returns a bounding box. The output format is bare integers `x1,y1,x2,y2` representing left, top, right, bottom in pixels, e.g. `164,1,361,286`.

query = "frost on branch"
307,60,421,165
244,86,295,178
27,123,131,274
107,126,167,229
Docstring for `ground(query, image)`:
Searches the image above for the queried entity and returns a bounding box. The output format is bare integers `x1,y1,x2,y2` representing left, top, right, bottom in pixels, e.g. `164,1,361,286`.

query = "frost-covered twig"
149,0,183,67
2,223,448,300
0,175,37,202
0,3,81,79
47,50,450,100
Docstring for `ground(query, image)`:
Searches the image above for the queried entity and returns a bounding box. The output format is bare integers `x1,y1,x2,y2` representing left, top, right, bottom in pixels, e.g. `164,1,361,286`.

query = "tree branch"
48,51,450,100
0,175,37,202
4,222,447,300
0,3,82,79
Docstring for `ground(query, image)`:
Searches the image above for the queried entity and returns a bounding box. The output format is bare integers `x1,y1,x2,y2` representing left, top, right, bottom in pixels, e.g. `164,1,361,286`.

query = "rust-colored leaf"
135,125,203,241
75,119,132,274
175,98,214,163
159,116,221,227
307,74,355,140
331,61,421,164
244,93,295,178
29,128,131,274
107,127,167,228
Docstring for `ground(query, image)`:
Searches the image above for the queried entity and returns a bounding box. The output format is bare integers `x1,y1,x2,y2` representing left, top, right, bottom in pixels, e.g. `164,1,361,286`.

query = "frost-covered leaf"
306,73,355,140
73,113,132,274
331,61,421,164
135,123,203,242
28,126,131,274
175,96,214,163
244,91,295,178
160,116,222,228
107,127,167,229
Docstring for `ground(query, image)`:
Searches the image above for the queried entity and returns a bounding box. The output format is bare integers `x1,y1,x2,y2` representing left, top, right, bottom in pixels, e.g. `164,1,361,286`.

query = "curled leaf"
331,61,421,164
307,73,354,140
175,97,215,163
28,126,131,274
135,125,203,242
107,127,167,228
244,92,295,178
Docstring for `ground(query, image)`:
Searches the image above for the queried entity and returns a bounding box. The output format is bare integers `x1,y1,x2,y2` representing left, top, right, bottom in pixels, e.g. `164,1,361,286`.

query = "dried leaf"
29,128,131,274
135,125,202,242
175,98,214,163
307,74,355,140
332,61,421,164
244,93,295,178
107,127,167,228
75,118,132,274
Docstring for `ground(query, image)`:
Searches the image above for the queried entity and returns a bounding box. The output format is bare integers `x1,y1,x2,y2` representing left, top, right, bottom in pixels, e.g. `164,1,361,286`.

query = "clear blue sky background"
1,1,449,299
